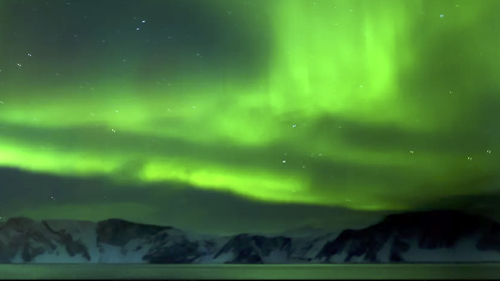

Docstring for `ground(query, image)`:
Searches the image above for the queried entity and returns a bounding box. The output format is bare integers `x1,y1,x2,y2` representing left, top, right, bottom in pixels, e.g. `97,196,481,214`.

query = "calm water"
1,264,499,279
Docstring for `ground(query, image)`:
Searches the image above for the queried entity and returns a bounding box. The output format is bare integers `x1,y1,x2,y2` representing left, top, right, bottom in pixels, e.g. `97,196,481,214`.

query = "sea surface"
1,264,499,279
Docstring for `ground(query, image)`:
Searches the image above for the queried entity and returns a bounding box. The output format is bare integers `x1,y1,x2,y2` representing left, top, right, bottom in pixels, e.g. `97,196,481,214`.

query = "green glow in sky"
1,0,500,215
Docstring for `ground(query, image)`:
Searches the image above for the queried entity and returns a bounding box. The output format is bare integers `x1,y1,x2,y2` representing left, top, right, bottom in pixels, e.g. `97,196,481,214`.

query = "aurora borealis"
1,0,500,234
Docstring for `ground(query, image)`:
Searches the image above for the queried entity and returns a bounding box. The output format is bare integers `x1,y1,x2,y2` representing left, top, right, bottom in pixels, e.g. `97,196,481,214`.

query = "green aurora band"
1,0,500,214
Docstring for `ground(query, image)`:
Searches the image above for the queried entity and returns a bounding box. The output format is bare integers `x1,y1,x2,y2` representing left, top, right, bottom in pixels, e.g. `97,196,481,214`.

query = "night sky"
1,0,500,235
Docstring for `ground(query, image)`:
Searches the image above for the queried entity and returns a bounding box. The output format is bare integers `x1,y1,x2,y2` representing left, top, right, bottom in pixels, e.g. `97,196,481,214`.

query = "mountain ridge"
1,210,499,263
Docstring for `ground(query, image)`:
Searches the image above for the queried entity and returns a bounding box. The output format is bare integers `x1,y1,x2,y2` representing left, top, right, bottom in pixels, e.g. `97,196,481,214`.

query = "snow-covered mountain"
1,210,499,263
